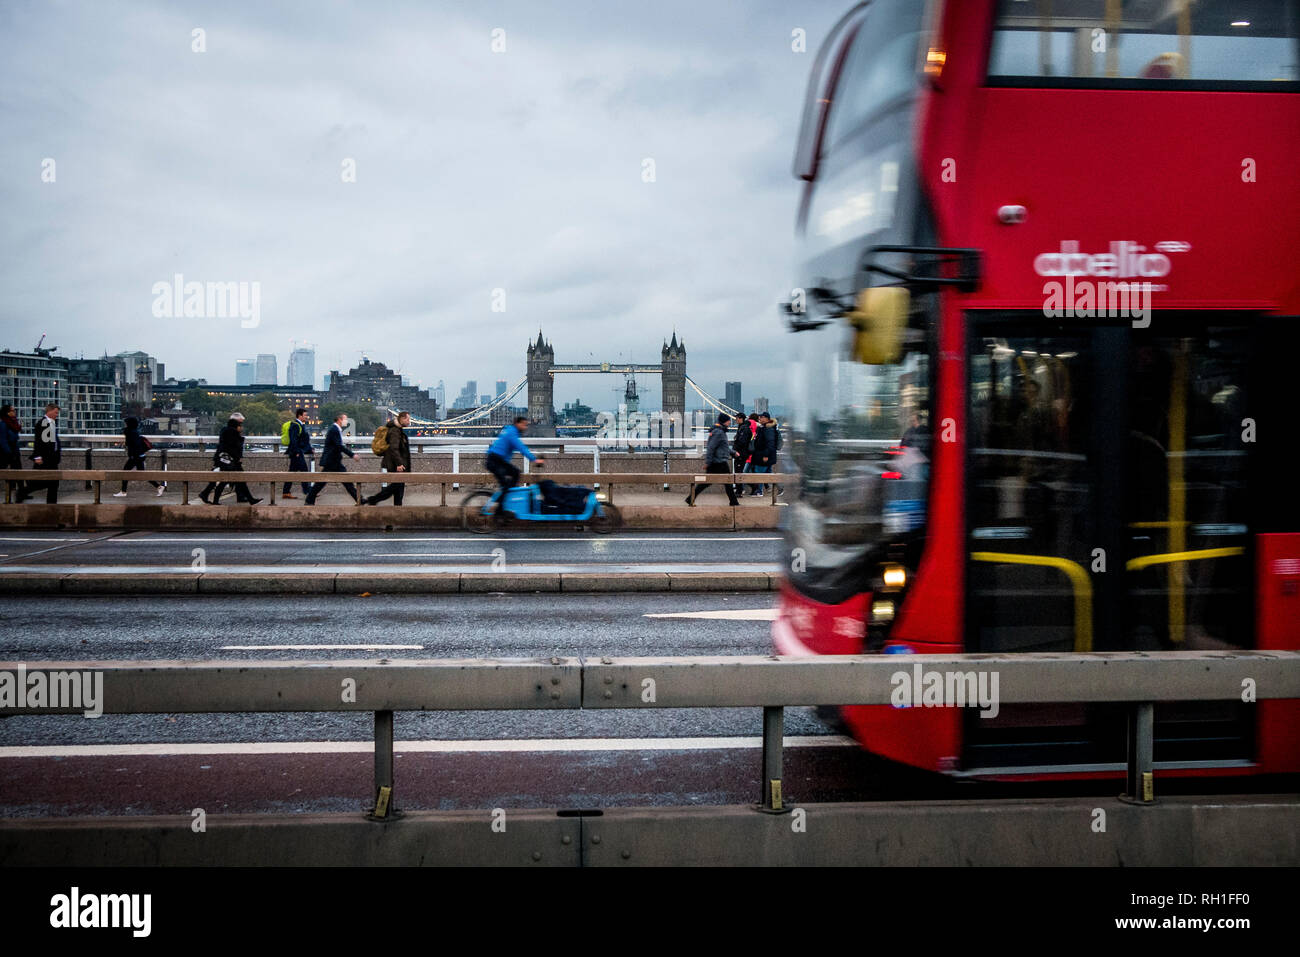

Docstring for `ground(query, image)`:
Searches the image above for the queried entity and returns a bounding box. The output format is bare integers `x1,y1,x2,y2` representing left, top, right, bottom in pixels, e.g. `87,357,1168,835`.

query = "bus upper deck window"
987,0,1299,87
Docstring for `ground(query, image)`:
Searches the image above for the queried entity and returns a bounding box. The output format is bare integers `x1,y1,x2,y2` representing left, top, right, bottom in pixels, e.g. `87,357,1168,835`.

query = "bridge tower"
526,330,556,436
660,332,686,421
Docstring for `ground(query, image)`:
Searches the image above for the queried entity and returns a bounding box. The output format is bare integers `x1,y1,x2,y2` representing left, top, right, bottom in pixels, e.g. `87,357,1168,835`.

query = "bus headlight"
881,564,907,591
871,599,896,623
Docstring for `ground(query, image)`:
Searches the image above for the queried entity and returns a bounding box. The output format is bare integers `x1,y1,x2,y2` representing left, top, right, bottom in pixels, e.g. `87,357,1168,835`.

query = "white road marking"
111,536,782,543
0,538,89,542
370,553,496,558
219,644,425,651
0,563,778,574
0,735,855,758
645,609,778,620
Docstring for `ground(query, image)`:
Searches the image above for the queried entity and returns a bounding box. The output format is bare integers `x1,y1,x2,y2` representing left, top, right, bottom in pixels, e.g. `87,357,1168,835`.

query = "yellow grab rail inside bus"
1125,547,1245,573
970,551,1093,653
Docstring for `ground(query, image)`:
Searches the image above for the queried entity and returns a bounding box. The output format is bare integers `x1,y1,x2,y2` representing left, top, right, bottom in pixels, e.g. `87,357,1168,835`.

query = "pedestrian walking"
751,412,782,496
199,413,261,505
1,403,29,503
686,412,739,506
30,403,62,504
304,412,360,505
113,416,165,497
281,408,313,499
364,411,411,505
732,412,758,499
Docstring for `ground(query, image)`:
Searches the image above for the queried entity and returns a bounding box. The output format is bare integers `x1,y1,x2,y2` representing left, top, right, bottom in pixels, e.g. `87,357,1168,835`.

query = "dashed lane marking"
219,644,425,651
645,609,778,620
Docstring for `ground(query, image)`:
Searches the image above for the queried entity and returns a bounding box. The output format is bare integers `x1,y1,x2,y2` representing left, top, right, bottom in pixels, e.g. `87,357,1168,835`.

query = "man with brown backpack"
364,412,411,506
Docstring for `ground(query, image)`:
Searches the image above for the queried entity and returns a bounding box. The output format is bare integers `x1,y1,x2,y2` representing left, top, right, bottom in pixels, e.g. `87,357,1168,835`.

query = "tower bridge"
526,330,686,435
405,330,737,432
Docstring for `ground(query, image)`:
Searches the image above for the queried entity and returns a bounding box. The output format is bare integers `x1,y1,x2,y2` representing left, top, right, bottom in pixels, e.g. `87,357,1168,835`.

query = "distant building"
454,380,478,409
724,381,743,414
753,396,769,415
433,379,445,412
324,357,438,419
254,354,278,385
287,347,315,388
559,398,596,426
321,373,332,392
235,359,254,386
1,347,121,433
495,379,507,398
64,358,122,433
108,351,163,408
153,382,324,426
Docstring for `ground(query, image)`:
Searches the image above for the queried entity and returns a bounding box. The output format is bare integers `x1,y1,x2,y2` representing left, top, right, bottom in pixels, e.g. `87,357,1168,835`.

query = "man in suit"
364,411,411,506
30,403,61,504
281,408,314,499
305,412,360,505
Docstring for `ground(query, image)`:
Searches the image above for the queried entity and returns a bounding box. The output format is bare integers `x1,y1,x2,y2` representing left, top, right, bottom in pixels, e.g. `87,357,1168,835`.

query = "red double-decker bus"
775,0,1300,777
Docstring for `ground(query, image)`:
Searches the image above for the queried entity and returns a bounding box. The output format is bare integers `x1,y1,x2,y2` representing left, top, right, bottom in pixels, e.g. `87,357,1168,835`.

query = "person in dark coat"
1,403,29,503
199,414,261,505
750,413,782,496
732,412,757,499
114,416,165,496
30,402,62,504
305,412,360,505
281,408,313,499
365,412,411,506
685,413,739,506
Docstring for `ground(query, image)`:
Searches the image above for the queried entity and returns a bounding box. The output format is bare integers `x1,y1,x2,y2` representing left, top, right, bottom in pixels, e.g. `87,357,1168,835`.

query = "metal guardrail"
0,469,793,506
5,652,1296,816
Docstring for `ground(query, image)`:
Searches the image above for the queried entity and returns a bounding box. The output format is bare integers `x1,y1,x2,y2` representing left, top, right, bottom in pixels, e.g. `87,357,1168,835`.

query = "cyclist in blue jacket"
485,416,544,498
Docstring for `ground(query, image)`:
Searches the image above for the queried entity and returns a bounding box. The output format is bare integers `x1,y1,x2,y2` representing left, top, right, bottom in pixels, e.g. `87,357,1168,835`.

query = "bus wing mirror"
847,287,909,364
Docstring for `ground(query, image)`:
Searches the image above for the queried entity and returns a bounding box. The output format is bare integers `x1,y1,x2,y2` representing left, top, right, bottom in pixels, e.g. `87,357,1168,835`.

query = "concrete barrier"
460,573,563,593
333,573,461,594
3,795,1295,866
0,571,779,594
560,573,673,592
0,573,63,594
61,573,200,595
197,573,337,594
0,502,780,531
667,572,772,591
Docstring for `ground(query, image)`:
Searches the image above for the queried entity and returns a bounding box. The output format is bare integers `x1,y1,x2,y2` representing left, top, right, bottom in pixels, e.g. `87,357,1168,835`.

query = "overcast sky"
0,0,846,410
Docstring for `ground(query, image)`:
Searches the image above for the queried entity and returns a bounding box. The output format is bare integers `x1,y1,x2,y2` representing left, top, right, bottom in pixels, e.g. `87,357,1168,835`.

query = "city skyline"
0,0,836,409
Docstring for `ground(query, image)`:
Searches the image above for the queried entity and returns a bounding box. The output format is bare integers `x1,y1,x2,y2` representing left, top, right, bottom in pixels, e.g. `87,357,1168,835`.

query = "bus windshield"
786,296,933,601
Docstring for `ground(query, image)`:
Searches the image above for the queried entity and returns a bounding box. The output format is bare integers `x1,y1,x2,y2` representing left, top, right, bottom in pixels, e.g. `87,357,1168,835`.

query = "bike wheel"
590,504,622,534
462,490,498,534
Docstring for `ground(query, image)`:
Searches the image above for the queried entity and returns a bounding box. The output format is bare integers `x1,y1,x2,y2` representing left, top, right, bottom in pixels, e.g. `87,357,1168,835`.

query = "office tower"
235,359,253,386
254,353,277,385
287,346,315,388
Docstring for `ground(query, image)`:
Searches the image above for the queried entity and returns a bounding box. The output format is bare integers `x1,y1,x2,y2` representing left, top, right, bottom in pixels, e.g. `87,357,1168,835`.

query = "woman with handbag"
199,413,262,505
113,416,166,497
